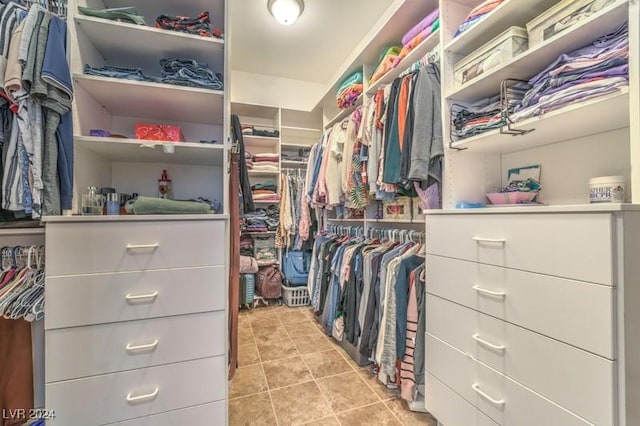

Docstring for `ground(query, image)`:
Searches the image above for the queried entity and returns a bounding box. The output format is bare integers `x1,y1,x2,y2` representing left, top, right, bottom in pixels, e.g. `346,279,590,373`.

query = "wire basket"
281,285,310,307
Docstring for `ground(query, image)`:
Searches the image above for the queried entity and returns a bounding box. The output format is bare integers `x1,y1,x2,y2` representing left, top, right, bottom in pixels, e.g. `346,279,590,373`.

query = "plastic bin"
454,26,528,88
282,284,310,307
253,236,277,262
526,0,615,48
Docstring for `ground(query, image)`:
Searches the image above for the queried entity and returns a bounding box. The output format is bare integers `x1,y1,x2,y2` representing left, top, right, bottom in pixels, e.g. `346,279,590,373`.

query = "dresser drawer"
426,334,603,426
102,401,226,426
46,311,225,382
46,357,225,426
46,220,225,276
45,266,225,330
426,255,614,358
426,373,499,426
427,295,615,425
426,213,613,285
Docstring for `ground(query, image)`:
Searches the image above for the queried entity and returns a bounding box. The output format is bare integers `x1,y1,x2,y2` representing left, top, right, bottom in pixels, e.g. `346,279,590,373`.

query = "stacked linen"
155,11,223,39
369,46,401,85
337,71,364,109
249,153,279,172
455,0,505,37
243,205,280,232
251,181,280,204
512,23,629,122
159,58,223,90
392,9,440,68
453,83,528,139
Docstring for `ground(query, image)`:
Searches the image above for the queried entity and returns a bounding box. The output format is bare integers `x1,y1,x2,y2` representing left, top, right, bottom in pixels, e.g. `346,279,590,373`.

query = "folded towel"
125,196,213,215
337,72,364,96
402,8,439,46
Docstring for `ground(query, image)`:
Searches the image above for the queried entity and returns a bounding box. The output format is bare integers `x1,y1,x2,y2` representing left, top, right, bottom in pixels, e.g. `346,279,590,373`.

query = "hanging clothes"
231,114,254,213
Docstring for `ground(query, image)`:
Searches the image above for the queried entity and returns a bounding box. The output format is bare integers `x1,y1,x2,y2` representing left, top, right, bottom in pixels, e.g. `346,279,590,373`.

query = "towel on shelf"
401,8,439,46
125,196,213,215
369,46,402,84
454,0,505,37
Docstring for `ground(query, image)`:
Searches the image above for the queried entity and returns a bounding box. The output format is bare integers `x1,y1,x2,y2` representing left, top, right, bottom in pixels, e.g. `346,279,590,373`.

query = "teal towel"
336,72,363,96
125,197,213,215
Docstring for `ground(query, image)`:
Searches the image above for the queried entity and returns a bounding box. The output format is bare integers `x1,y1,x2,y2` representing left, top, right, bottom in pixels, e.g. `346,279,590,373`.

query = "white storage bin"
527,0,618,48
454,26,528,88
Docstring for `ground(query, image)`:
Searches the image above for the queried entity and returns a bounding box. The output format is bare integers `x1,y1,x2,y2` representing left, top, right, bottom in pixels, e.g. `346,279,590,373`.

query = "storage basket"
526,0,612,48
454,26,528,88
253,236,277,262
382,196,412,220
282,284,310,307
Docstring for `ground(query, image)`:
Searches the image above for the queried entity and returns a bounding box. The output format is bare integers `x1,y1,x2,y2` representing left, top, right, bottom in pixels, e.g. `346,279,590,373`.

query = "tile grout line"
249,308,281,426
281,308,341,424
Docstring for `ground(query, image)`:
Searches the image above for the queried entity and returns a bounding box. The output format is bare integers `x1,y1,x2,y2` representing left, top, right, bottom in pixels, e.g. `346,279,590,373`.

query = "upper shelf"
444,0,558,56
451,88,629,154
75,16,224,75
324,95,363,130
75,136,226,166
446,0,629,102
102,0,225,29
73,74,224,125
366,29,440,96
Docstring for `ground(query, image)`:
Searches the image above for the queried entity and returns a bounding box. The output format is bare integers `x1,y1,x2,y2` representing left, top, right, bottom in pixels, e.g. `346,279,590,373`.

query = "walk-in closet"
1,0,639,425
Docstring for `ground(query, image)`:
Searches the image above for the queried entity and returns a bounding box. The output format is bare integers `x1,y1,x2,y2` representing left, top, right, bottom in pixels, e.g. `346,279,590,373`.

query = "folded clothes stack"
240,235,254,256
160,58,223,90
242,205,280,231
453,82,528,140
242,126,280,138
78,6,146,25
248,153,279,172
392,9,439,69
511,23,629,122
336,71,363,109
454,0,505,37
85,58,223,90
368,47,401,86
155,11,223,38
251,180,280,204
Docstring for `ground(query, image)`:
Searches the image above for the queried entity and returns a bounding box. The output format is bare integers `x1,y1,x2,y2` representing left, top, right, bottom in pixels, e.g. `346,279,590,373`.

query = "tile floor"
230,304,438,426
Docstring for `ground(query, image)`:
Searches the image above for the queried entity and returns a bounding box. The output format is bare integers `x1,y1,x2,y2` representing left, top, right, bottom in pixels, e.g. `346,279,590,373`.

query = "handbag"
255,266,282,299
135,123,185,142
282,250,311,286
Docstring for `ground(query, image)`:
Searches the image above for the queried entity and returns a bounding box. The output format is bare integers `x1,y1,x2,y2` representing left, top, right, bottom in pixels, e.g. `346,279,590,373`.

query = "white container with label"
589,176,625,203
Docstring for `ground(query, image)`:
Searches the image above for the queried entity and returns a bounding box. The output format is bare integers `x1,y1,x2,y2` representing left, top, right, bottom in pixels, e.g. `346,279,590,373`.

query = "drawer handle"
472,334,506,352
126,387,159,403
472,383,505,407
126,243,159,250
472,285,506,298
125,291,159,302
472,237,506,244
126,339,159,352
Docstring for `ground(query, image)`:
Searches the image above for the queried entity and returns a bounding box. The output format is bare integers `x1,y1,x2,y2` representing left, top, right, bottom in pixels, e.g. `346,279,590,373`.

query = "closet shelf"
444,0,558,56
327,218,364,223
324,95,363,130
281,160,307,168
73,75,224,125
75,136,226,166
281,142,314,149
243,135,280,146
75,16,224,74
425,204,640,214
366,29,440,96
445,0,629,102
102,0,225,26
451,88,629,153
281,125,322,132
248,170,280,176
371,218,422,224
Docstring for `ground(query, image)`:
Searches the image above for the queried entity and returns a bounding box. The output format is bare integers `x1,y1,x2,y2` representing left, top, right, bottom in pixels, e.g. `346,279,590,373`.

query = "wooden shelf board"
75,136,225,166
74,75,224,125
451,89,630,153
75,16,224,75
446,0,629,101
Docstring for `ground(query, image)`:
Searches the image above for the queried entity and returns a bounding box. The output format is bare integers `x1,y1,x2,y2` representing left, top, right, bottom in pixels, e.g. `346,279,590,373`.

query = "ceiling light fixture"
268,0,304,26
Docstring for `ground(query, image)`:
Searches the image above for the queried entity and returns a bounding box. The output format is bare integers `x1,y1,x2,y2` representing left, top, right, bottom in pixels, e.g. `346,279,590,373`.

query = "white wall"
230,70,326,111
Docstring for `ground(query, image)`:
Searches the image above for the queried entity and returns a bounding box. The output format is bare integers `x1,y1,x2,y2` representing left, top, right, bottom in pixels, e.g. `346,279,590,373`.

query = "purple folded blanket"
402,8,439,46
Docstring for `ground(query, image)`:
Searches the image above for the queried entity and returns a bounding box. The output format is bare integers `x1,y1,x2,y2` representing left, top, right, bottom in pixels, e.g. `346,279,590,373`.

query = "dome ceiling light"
268,0,304,26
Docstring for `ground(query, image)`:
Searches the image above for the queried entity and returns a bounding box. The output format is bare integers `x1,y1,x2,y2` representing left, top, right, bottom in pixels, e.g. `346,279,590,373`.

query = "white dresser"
43,216,228,426
424,206,640,426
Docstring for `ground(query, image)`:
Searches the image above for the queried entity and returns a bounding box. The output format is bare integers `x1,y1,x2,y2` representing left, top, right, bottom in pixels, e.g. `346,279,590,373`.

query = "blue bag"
282,250,312,286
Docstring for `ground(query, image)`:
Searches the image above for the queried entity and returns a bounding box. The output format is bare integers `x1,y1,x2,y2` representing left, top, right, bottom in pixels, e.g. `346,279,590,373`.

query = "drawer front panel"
426,334,605,426
426,255,614,358
45,357,225,426
426,213,612,285
46,311,225,382
45,266,225,329
102,401,226,426
426,373,499,426
426,295,615,425
46,220,225,276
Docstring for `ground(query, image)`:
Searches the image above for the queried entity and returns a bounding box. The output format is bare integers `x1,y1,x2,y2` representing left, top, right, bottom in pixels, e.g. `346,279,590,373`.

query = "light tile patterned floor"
229,305,438,426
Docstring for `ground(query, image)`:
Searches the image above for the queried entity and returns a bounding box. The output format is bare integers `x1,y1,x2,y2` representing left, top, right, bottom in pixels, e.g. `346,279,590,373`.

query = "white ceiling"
230,0,394,84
